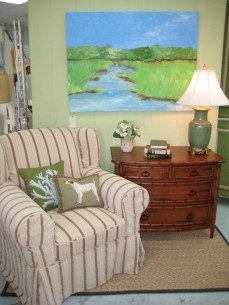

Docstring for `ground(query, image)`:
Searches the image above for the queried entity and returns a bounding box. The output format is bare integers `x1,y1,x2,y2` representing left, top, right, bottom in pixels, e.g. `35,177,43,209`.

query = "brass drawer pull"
141,214,148,220
187,213,195,220
188,189,197,196
190,170,199,177
141,170,150,177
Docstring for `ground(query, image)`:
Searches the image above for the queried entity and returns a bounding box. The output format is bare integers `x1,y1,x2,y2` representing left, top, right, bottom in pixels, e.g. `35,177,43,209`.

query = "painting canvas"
65,12,198,112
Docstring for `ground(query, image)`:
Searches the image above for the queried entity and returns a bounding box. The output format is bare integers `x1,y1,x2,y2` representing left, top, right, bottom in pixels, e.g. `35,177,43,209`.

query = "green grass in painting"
67,59,196,100
67,60,112,94
120,60,196,101
67,45,196,100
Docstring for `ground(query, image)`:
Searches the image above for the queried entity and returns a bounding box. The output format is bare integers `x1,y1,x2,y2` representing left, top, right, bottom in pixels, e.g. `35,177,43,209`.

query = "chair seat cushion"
48,207,126,260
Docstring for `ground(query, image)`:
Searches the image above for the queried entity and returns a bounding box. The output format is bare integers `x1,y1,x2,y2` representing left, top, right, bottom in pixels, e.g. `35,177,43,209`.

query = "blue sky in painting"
66,12,198,50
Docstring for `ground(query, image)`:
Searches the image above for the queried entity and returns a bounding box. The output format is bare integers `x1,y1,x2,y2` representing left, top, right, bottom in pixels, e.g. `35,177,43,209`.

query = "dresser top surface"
110,146,225,164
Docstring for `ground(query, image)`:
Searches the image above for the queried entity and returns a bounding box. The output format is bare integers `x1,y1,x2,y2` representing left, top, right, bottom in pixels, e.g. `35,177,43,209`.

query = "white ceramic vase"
120,136,135,152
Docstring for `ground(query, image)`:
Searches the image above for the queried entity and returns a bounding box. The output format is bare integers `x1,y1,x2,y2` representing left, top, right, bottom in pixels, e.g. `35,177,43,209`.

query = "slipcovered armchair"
0,127,149,305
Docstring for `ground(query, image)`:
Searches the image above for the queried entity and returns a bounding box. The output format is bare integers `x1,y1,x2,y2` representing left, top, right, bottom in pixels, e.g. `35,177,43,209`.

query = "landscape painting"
65,12,198,112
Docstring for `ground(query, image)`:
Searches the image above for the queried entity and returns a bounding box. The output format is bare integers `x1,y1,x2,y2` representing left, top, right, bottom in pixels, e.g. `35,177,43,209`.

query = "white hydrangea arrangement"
113,120,140,138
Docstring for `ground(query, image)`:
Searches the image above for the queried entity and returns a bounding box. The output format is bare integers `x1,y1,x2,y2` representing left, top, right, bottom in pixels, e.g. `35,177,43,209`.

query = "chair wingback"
0,128,89,189
76,127,101,168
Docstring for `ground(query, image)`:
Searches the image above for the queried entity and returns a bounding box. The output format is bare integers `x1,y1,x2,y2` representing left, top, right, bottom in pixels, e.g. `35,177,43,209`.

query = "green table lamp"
177,65,229,155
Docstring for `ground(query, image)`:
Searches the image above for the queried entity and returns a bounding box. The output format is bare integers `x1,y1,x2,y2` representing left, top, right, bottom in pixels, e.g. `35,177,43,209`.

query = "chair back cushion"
0,128,101,190
76,127,101,168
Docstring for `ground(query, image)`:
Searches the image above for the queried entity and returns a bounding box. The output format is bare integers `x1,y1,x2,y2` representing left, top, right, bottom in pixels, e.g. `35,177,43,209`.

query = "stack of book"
144,140,171,159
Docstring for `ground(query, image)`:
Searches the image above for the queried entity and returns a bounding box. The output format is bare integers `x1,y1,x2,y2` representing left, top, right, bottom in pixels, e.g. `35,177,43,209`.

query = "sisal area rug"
81,228,229,294
2,228,229,297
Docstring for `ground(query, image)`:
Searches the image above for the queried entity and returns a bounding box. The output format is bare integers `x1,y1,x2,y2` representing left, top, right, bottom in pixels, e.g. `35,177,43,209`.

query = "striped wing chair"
0,128,149,305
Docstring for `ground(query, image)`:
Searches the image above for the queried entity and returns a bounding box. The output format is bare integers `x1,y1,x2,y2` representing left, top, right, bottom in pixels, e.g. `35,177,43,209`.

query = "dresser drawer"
122,165,169,180
143,181,212,203
141,205,210,226
172,165,213,180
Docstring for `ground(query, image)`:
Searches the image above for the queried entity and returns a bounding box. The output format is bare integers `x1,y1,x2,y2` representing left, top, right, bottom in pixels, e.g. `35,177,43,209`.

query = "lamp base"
188,106,212,155
188,146,211,155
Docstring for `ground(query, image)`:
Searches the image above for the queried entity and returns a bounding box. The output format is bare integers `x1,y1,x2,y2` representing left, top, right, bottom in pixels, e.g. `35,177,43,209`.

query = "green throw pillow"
53,174,104,213
18,161,64,212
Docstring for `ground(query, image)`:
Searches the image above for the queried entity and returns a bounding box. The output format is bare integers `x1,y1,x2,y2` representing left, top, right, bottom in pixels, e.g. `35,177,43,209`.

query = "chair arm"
82,167,149,235
0,182,56,267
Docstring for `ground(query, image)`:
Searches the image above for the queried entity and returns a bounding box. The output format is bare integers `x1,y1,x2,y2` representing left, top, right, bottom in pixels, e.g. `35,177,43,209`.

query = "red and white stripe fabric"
0,143,8,184
0,128,149,305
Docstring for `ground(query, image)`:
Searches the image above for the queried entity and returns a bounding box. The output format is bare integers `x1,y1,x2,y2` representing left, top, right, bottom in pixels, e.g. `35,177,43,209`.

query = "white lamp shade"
177,69,229,106
0,1,27,4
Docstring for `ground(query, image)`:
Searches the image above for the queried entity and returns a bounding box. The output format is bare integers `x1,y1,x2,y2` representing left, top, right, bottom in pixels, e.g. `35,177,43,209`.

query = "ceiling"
0,2,28,27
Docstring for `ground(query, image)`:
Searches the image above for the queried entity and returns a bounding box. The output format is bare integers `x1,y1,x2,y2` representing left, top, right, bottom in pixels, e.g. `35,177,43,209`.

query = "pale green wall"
29,0,227,172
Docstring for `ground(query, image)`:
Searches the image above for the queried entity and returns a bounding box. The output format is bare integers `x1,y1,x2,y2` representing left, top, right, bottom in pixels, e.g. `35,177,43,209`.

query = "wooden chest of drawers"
111,146,224,237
